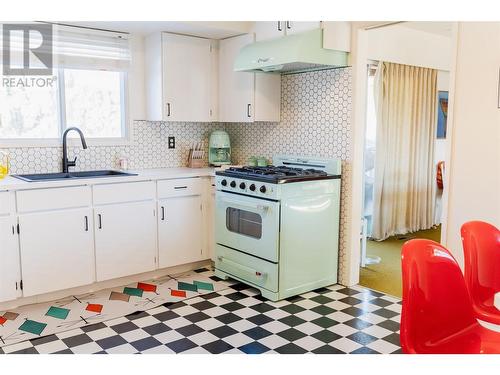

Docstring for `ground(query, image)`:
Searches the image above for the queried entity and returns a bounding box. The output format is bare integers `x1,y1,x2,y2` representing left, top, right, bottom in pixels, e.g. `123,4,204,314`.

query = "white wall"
365,25,452,71
442,22,500,266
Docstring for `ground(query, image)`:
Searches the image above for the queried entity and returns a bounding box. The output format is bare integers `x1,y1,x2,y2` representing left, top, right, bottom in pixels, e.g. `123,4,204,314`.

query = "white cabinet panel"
17,186,91,213
162,33,214,122
219,34,281,123
158,195,204,268
219,34,255,123
95,201,157,281
207,179,216,261
323,21,351,52
254,73,281,122
0,216,21,302
284,21,321,35
146,33,216,122
93,181,155,205
254,21,285,41
157,177,203,199
254,21,321,40
18,208,94,297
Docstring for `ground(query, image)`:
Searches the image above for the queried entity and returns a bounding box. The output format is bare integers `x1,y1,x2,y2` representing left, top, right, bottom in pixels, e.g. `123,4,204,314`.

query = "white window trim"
0,69,131,148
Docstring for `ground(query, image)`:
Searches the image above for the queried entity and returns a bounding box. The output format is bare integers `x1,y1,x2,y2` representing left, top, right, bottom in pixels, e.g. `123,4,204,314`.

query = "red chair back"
401,239,477,353
461,221,500,320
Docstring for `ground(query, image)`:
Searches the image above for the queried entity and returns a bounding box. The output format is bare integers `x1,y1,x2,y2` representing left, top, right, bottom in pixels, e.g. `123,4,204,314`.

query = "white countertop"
0,167,215,191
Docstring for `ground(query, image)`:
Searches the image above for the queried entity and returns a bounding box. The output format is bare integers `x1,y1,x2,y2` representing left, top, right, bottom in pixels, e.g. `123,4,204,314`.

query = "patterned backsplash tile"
1,67,353,284
4,121,225,174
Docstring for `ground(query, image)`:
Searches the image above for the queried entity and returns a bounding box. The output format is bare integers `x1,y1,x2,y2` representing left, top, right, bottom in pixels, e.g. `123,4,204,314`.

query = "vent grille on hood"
234,29,349,74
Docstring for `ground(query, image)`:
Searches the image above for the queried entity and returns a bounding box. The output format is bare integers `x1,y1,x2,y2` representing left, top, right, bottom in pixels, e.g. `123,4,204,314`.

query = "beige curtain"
372,62,438,240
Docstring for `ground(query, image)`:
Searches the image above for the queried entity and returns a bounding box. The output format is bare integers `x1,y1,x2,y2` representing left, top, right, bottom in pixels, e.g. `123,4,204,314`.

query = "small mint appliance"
208,130,231,166
214,155,342,301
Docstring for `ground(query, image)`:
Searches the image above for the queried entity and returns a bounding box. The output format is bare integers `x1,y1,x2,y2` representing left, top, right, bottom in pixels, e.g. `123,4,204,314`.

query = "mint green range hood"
234,29,348,74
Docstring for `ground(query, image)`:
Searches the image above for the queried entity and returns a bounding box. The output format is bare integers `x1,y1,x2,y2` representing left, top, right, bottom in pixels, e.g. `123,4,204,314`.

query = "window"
0,24,130,144
0,68,126,141
63,69,125,138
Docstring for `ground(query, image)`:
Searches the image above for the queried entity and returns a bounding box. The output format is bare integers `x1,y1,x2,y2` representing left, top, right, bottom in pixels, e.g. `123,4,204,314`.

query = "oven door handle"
217,256,266,280
218,197,270,213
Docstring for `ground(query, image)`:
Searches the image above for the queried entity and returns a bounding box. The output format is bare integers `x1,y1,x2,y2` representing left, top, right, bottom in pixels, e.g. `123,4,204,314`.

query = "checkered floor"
0,269,402,354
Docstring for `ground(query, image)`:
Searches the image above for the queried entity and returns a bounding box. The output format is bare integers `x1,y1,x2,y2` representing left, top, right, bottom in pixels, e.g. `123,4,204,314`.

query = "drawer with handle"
215,244,278,292
157,177,203,198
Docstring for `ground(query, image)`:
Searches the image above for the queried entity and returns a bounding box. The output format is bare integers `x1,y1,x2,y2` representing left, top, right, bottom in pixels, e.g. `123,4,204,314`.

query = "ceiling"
399,21,454,37
57,21,254,39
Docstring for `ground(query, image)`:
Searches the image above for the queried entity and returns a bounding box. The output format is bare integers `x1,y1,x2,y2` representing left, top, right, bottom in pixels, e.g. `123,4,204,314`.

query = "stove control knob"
249,184,256,191
239,182,246,190
260,185,267,193
230,181,236,188
221,179,227,186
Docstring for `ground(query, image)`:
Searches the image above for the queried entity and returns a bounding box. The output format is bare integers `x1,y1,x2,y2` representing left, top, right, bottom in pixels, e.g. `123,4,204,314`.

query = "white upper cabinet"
322,22,351,52
146,32,217,122
254,21,287,41
218,34,281,123
219,34,255,123
254,21,322,41
283,21,322,36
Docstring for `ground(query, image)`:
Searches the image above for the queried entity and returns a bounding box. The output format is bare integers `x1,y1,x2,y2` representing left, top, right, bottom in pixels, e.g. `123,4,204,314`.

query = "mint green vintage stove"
214,155,341,301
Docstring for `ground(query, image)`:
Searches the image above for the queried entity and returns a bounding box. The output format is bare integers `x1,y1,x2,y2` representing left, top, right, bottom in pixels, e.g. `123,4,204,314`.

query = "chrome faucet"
62,127,88,173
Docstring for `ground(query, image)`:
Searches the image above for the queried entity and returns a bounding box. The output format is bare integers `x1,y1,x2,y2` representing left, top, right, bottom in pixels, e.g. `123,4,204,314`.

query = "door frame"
344,22,459,286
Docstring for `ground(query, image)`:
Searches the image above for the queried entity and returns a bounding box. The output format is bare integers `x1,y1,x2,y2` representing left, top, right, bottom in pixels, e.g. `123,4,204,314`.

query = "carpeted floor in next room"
359,226,442,297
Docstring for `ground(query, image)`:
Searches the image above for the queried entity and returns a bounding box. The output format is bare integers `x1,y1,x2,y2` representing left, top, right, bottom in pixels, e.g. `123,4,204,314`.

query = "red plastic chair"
401,239,500,354
461,221,500,325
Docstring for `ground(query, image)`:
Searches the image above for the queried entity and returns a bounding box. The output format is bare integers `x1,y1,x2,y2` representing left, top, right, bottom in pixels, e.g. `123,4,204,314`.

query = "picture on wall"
437,91,448,139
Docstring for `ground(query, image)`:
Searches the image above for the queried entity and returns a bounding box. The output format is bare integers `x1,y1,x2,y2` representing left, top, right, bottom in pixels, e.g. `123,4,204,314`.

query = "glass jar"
0,151,10,179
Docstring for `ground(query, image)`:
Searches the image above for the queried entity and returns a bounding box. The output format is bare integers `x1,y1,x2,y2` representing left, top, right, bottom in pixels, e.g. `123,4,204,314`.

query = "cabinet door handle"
174,186,188,190
166,103,171,117
161,206,165,221
84,216,89,232
277,21,282,31
247,103,252,118
286,21,291,29
98,214,102,229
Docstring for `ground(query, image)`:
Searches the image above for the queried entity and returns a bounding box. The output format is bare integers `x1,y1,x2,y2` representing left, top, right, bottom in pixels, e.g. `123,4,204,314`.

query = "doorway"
357,23,453,296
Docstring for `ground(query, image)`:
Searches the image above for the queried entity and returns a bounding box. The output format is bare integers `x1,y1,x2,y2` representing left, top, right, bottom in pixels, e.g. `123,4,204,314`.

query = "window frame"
0,68,130,148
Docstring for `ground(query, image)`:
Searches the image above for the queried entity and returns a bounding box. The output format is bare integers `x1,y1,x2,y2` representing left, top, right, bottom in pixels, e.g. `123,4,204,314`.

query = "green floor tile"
193,281,214,291
46,306,70,320
19,319,47,336
178,281,198,292
123,287,144,297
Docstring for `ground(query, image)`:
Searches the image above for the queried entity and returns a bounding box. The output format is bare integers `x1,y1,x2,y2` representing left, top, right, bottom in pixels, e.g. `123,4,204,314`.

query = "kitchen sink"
12,170,138,182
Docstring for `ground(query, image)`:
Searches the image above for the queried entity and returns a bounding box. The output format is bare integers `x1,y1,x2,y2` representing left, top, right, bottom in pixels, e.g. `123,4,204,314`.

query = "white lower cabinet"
94,201,157,281
0,176,213,304
158,194,204,268
0,215,21,303
18,208,94,297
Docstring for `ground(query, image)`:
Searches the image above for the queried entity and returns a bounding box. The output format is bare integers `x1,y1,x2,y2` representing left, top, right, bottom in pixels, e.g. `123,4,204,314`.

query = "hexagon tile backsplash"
5,121,225,174
2,67,353,284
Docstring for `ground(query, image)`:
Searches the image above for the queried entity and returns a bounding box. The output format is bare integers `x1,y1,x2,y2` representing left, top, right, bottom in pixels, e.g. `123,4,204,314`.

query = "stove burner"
219,165,331,183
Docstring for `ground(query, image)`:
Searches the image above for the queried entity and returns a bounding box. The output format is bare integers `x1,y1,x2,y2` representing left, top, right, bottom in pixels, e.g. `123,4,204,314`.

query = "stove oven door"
215,191,280,263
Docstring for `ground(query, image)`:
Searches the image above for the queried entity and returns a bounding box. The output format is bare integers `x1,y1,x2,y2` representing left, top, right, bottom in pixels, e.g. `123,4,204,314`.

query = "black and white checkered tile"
0,269,402,354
